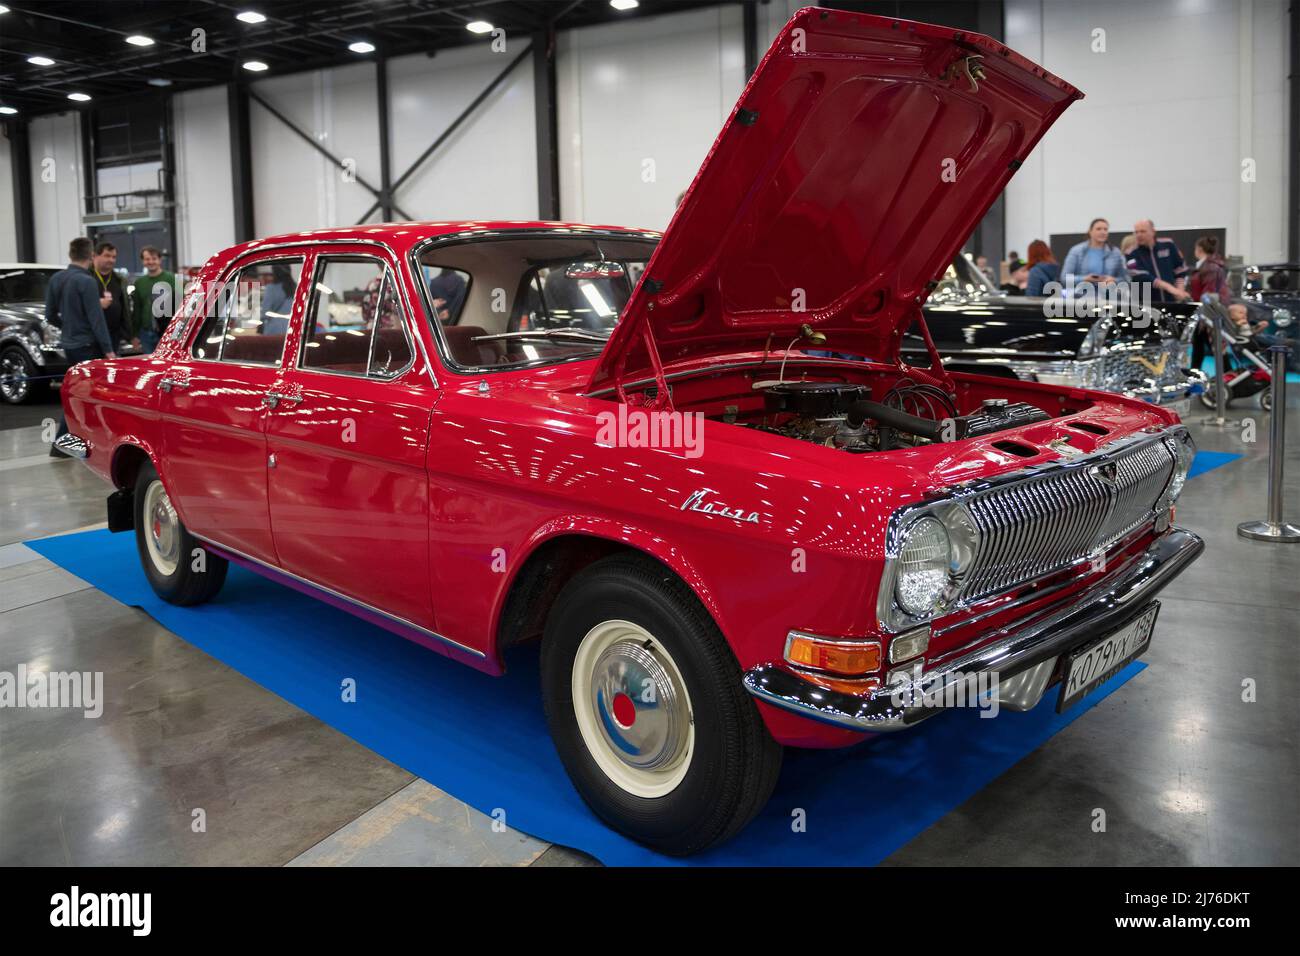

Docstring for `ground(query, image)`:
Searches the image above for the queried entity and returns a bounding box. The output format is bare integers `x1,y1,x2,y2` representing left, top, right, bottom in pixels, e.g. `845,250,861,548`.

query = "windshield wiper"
471,329,611,344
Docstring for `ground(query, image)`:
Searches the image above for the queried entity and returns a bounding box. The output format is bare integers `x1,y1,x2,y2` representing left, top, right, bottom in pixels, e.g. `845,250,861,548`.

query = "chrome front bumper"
742,528,1204,733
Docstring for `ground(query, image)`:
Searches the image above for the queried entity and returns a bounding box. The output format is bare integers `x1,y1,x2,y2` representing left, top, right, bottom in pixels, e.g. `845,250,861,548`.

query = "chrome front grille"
1097,339,1186,392
955,438,1176,603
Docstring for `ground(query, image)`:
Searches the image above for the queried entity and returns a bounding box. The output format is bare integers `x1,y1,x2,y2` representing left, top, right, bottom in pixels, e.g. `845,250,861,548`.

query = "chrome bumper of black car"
742,528,1204,733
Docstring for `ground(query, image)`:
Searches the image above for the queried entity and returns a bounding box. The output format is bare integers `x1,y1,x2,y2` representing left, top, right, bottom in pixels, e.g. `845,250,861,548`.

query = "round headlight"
895,516,951,616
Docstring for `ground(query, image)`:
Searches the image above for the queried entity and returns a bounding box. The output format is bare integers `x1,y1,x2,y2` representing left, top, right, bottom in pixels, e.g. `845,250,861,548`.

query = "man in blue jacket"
1126,219,1190,304
48,237,115,456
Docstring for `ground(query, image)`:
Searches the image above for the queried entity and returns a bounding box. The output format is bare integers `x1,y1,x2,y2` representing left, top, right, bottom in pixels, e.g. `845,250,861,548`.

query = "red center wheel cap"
611,692,636,727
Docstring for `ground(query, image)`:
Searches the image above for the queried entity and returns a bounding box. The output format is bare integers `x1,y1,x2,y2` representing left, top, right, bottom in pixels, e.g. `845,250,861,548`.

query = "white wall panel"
249,62,382,237
0,133,16,261
173,85,235,269
1004,0,1290,263
28,112,83,266
557,5,745,230
387,43,537,222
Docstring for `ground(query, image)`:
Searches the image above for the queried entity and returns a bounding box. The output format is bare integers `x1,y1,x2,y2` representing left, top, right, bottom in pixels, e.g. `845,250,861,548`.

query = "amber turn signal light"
784,632,881,676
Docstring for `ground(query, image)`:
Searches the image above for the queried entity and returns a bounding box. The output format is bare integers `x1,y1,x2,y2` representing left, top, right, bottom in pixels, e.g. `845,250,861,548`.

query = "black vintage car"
908,254,1205,417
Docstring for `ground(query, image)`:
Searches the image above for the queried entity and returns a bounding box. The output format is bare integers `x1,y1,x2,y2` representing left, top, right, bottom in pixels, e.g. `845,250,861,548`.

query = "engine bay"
745,379,1050,453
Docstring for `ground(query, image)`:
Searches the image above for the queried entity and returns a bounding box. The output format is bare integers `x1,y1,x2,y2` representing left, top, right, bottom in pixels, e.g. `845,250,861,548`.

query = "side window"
301,257,413,379
191,259,302,364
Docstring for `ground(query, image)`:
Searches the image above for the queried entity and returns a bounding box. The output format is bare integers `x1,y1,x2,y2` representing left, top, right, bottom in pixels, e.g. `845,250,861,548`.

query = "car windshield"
414,233,659,370
0,267,60,305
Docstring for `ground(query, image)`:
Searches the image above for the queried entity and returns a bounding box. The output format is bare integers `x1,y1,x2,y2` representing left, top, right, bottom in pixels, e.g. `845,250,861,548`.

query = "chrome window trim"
176,238,437,387
190,531,486,660
187,254,307,369
406,227,661,378
876,425,1188,633
296,254,416,383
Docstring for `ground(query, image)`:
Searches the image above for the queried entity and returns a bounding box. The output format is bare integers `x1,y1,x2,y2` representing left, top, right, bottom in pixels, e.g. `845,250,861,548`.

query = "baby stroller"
1197,306,1274,411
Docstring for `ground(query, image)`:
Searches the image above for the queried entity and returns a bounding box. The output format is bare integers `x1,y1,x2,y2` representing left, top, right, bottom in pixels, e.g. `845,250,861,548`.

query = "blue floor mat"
1188,450,1241,479
29,528,1148,866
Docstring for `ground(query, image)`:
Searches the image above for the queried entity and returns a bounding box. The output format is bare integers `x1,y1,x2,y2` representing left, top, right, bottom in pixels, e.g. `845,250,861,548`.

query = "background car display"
0,263,66,404
54,10,1205,857
1231,262,1300,373
0,261,144,405
913,254,1205,416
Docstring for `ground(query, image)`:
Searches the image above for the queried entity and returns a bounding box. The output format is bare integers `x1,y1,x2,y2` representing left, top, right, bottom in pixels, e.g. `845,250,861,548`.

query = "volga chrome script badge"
680,489,761,524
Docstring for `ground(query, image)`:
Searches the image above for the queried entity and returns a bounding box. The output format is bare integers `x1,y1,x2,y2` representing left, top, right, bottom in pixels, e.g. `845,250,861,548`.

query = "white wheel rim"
571,619,695,798
142,480,180,576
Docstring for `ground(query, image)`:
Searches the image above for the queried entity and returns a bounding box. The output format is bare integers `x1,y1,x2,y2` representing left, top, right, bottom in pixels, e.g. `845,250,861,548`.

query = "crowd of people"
44,236,185,361
45,236,184,456
974,218,1292,373
975,218,1223,306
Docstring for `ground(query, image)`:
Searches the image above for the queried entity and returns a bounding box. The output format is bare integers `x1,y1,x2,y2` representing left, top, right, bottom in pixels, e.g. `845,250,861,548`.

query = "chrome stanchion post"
1238,325,1299,542
1200,295,1238,427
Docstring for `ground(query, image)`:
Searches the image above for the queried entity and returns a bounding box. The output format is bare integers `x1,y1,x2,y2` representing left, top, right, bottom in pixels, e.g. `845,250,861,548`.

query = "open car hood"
588,6,1081,396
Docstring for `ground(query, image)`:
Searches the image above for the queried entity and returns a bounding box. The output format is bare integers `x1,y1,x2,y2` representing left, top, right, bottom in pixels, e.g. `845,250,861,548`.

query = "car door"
263,252,437,630
158,254,308,563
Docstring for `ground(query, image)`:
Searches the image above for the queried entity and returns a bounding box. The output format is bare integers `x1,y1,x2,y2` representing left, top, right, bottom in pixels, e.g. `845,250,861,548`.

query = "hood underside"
588,6,1082,395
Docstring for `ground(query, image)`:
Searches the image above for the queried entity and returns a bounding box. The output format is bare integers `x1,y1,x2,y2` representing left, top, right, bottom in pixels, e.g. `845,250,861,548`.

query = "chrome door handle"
262,391,303,409
159,376,189,392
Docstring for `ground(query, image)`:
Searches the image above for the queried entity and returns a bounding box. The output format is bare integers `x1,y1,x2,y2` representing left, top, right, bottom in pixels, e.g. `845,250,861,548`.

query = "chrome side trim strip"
190,532,486,659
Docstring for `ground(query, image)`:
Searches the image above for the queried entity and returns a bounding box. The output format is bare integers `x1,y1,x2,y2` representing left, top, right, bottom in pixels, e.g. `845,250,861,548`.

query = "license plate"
1057,603,1160,712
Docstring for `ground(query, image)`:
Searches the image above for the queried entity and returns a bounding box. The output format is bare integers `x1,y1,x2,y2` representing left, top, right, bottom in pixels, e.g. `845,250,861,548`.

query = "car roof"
220,220,661,265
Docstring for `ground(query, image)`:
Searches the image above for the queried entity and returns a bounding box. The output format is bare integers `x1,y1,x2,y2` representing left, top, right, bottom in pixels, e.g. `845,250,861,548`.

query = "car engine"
749,380,1050,453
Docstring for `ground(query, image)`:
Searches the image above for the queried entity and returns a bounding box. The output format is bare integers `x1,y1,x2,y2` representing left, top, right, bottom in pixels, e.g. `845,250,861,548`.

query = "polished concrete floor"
1,388,1297,866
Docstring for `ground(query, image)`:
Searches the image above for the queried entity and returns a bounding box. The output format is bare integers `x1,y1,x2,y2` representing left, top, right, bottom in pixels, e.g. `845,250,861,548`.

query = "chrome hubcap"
0,354,27,401
142,481,180,576
572,620,694,798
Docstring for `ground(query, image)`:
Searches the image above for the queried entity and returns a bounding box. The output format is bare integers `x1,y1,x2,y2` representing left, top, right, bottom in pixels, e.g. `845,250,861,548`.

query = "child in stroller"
1197,302,1274,411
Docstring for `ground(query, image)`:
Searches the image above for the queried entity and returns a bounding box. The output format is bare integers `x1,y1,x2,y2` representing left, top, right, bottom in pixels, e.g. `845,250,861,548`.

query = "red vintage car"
57,8,1202,855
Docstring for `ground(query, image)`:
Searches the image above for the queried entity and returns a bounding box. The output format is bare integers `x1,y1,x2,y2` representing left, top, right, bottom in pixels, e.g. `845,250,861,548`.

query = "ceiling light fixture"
67,93,92,102
28,55,56,66
610,0,640,9
236,11,266,23
126,35,154,46
348,41,375,53
0,106,17,115
148,78,173,87
466,21,493,34
242,60,269,72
